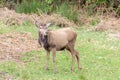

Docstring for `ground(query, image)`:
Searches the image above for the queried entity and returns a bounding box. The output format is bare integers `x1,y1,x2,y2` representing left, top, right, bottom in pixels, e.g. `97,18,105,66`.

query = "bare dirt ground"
0,32,40,62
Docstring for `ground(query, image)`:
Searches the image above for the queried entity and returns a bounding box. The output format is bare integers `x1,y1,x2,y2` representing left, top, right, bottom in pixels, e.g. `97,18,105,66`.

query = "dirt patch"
0,72,14,80
0,7,77,27
0,7,29,26
95,17,120,31
108,32,120,39
0,32,41,62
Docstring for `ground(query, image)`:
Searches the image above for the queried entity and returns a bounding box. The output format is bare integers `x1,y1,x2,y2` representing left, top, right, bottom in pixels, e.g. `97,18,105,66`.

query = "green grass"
0,22,120,80
0,21,38,38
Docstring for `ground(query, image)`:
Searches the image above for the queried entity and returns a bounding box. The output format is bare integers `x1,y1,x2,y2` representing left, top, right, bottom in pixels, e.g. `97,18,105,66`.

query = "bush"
0,0,5,7
15,0,40,13
116,5,120,16
15,0,53,14
15,1,79,23
56,3,79,23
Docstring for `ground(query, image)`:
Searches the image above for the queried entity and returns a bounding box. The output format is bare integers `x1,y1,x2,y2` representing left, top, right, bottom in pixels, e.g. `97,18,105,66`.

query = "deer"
34,20,81,73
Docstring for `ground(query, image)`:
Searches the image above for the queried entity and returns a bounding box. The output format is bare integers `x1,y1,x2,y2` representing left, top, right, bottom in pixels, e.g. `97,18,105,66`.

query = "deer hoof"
71,67,75,72
78,67,82,70
54,70,59,74
46,67,49,71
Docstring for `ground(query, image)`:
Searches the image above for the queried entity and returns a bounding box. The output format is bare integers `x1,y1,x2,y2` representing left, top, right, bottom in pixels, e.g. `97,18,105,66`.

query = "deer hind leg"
66,43,76,71
70,38,81,70
74,50,81,70
66,40,81,71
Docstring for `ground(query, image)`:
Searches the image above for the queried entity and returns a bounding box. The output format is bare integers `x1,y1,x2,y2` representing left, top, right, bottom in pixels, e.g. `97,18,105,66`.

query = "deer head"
35,21,51,36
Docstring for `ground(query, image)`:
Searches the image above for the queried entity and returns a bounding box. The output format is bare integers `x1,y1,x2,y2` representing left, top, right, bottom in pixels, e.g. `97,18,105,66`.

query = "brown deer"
34,20,81,73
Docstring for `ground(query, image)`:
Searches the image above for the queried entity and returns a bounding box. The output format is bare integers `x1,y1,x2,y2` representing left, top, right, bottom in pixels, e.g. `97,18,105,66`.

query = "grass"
0,21,38,38
0,22,120,80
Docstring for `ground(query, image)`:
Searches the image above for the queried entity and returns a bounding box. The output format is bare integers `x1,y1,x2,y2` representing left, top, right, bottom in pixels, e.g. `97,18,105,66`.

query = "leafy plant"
0,0,5,7
15,0,53,14
56,3,79,22
116,4,120,15
15,0,40,13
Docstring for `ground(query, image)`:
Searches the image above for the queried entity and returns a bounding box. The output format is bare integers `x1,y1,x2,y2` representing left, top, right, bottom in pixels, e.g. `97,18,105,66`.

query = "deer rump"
38,28,77,51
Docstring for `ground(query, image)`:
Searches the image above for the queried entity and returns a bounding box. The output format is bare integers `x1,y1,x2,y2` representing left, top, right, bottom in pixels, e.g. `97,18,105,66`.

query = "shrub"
56,3,79,23
15,0,53,14
116,5,120,16
15,0,41,13
0,0,5,7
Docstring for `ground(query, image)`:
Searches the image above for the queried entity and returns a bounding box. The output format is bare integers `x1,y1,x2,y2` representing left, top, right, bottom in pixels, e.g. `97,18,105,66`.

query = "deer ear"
35,21,41,28
46,23,51,28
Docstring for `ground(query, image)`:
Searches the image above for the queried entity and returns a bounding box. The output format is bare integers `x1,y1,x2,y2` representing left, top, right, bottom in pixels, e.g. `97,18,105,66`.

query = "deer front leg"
46,51,50,71
52,48,58,73
71,53,75,72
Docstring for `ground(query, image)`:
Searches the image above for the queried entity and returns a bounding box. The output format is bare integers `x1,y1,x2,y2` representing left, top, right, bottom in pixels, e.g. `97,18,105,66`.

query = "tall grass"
15,0,53,14
14,0,119,24
0,0,5,7
15,0,41,13
15,0,79,23
55,3,79,22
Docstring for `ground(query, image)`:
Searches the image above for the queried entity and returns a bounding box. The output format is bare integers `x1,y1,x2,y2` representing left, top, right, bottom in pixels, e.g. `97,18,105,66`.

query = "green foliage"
0,0,5,7
15,1,79,22
0,21,38,38
15,0,40,13
116,4,120,15
15,0,54,14
90,18,100,26
56,3,79,22
2,0,120,16
83,0,119,15
14,0,119,23
45,0,53,4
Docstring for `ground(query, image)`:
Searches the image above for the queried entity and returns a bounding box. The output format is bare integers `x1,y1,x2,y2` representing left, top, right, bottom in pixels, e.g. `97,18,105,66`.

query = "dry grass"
95,17,120,31
1,7,120,31
0,7,77,27
0,32,40,62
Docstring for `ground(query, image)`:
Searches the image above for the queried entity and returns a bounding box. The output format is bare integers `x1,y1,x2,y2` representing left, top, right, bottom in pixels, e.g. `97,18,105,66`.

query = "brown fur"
47,28,76,51
39,28,81,73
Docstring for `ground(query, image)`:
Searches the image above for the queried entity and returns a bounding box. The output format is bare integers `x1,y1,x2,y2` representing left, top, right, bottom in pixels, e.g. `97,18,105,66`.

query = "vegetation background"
0,0,120,23
0,0,120,80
